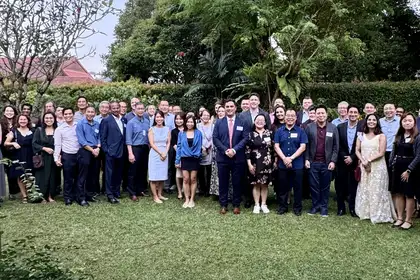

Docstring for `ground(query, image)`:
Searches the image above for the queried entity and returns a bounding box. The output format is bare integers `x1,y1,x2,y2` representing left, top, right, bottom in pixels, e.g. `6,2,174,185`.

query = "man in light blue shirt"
379,103,400,190
332,101,349,127
126,102,150,200
149,100,175,130
93,101,110,124
76,106,101,206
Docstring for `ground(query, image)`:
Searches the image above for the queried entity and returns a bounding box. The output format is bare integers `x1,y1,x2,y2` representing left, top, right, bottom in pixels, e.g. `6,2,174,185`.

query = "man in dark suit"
213,99,249,214
239,93,270,207
99,101,126,204
296,96,313,126
336,105,363,217
304,105,339,217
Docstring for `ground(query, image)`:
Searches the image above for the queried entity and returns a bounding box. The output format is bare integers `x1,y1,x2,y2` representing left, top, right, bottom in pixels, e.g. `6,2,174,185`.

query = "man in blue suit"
213,99,249,214
99,101,126,204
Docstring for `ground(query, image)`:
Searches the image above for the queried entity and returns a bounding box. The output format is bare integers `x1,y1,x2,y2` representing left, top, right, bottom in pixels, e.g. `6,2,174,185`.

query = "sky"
79,0,127,74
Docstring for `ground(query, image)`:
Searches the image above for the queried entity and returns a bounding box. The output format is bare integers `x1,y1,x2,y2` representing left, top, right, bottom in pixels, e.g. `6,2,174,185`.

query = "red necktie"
228,118,234,148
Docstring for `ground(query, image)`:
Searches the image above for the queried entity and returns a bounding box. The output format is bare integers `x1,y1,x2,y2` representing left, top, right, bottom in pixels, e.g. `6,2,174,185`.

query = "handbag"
354,165,361,182
33,154,44,169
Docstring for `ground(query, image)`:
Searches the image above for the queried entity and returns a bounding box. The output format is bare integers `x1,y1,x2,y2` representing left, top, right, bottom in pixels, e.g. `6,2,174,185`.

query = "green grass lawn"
1,193,419,280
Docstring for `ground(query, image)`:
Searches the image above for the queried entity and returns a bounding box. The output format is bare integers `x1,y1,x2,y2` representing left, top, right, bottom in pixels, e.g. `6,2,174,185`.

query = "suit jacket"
213,115,249,163
239,108,271,131
296,110,306,126
304,122,339,164
99,115,126,158
337,121,363,169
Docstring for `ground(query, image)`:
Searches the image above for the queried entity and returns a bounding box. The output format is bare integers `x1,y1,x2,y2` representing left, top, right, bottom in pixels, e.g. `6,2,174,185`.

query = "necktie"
228,118,234,148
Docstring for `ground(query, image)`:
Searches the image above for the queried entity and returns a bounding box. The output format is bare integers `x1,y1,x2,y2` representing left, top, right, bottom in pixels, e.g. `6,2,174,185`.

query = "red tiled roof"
0,56,99,85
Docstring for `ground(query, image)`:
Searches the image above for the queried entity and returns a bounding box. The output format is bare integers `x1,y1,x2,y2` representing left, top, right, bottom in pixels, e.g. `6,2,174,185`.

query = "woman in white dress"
355,114,396,223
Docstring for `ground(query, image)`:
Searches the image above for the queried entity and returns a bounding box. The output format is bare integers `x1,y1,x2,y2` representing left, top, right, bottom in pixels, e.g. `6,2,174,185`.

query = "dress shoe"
64,199,72,206
244,201,252,209
233,207,241,215
307,208,317,215
277,208,288,215
87,196,99,203
337,209,346,216
220,207,228,214
108,197,120,204
293,210,302,216
350,210,358,218
131,195,139,202
139,192,149,197
79,200,89,207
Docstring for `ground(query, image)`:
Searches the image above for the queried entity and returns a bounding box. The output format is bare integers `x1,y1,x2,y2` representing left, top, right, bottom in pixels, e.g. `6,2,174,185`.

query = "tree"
0,0,114,108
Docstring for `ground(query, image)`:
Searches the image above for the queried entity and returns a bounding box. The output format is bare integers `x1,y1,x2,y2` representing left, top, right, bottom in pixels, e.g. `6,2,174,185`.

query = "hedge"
36,80,420,115
303,81,420,114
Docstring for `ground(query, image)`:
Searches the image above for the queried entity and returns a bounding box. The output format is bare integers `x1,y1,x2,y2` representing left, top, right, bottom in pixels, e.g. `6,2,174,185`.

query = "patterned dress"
245,129,274,185
355,134,396,223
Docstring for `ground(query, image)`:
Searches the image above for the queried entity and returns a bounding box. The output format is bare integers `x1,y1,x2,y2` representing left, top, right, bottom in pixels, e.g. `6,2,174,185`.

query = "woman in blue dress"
148,110,171,204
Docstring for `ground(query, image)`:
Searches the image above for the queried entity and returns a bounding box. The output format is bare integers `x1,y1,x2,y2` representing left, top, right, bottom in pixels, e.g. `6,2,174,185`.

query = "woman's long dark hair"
152,110,166,127
184,115,197,131
394,113,419,144
42,112,58,129
362,113,382,135
252,113,269,131
1,105,19,136
272,105,286,131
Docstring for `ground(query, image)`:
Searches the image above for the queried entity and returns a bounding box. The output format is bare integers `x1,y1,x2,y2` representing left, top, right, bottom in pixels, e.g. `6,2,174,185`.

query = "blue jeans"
309,162,332,215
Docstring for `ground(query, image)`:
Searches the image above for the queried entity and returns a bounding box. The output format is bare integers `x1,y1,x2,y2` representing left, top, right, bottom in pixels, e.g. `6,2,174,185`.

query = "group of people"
1,94,419,229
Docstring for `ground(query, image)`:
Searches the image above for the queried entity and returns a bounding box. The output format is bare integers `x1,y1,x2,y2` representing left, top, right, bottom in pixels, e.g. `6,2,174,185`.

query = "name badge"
290,133,298,138
406,138,411,143
264,137,271,143
142,130,146,136
236,126,243,131
326,132,333,137
95,129,99,133
27,130,33,136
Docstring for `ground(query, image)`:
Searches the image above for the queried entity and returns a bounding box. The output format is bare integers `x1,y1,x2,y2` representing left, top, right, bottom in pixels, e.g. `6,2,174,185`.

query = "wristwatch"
406,169,411,174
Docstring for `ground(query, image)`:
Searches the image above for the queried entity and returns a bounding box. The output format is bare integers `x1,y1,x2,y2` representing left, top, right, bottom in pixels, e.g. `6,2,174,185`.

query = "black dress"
390,137,417,198
245,129,274,185
32,128,58,198
9,128,34,179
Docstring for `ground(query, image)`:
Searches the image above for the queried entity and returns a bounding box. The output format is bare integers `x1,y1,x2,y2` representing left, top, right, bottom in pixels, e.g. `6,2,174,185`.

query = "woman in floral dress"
246,114,274,214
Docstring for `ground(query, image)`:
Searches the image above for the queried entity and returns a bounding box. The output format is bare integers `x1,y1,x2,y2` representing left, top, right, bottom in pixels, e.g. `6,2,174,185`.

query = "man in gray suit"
239,92,271,207
304,105,339,217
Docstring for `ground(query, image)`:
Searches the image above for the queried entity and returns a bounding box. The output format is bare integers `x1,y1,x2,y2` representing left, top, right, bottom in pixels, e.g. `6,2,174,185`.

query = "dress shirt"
379,116,400,151
126,115,150,146
347,122,358,153
53,122,79,161
249,108,259,123
73,111,85,123
332,117,348,127
301,111,309,123
124,111,136,122
76,118,100,147
274,125,308,170
113,114,124,134
93,114,107,124
314,125,327,162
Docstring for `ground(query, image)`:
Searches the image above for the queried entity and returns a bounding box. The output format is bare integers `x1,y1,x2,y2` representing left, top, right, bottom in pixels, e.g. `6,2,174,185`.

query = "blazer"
175,130,203,165
99,115,126,158
296,110,305,126
239,108,271,131
304,122,339,164
337,121,363,169
389,134,420,171
213,115,249,163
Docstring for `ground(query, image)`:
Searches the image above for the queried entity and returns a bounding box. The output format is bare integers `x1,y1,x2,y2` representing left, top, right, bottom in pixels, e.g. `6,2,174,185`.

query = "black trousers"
127,145,149,197
198,164,211,195
121,148,129,191
243,165,253,202
277,169,303,212
335,163,358,212
77,148,101,201
105,154,123,198
61,152,78,201
99,149,106,194
5,165,19,195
